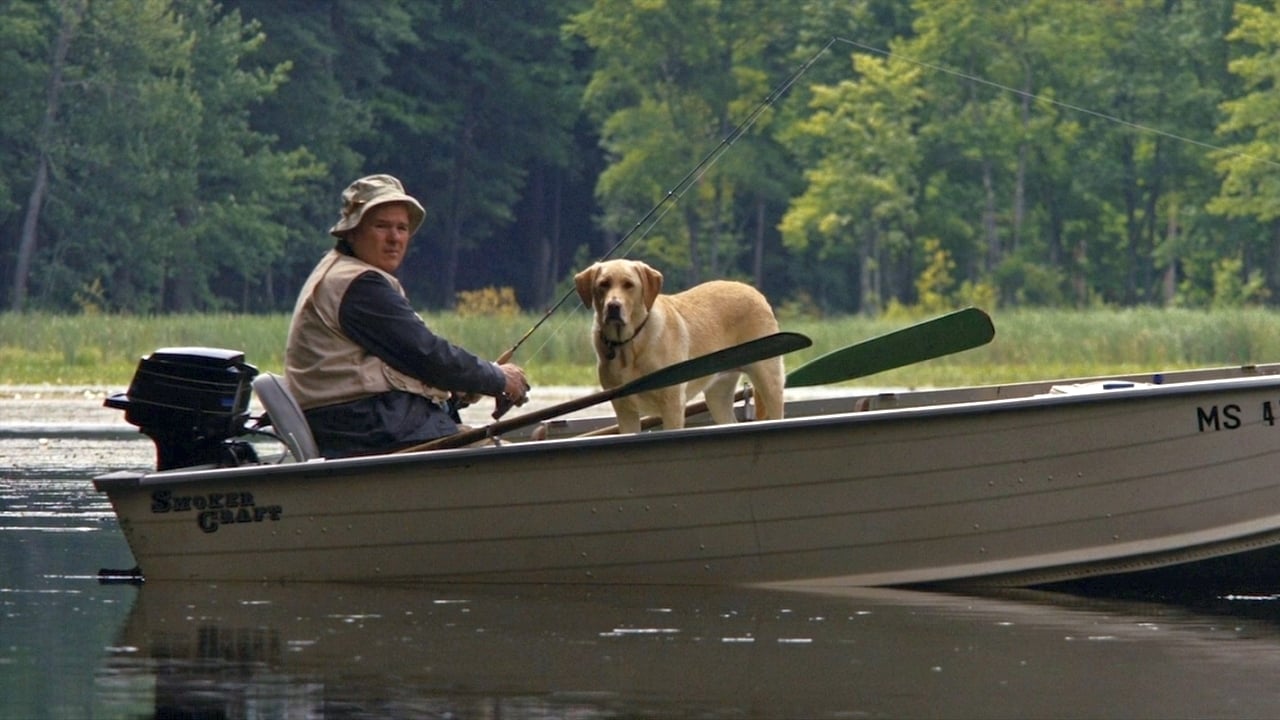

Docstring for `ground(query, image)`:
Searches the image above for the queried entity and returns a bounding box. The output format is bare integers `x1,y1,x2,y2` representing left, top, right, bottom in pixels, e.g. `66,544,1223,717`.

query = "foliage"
992,254,1068,307
1210,256,1270,308
2,0,1280,318
455,286,521,317
570,0,794,287
1210,3,1280,225
10,308,1280,392
779,50,924,314
913,237,955,314
371,1,585,307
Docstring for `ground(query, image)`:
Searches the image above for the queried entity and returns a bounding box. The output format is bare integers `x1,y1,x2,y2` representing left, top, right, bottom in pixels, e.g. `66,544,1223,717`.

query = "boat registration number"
1197,401,1280,431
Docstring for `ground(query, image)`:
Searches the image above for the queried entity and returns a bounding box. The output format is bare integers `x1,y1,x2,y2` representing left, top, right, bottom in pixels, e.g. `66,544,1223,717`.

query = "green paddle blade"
784,307,994,388
409,331,812,452
623,331,813,395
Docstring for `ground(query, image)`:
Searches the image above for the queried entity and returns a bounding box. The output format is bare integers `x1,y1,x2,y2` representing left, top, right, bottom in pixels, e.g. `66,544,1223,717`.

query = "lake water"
8,392,1280,718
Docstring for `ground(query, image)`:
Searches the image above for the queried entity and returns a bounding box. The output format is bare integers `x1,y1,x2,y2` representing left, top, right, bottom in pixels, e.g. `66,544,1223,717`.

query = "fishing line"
498,37,839,365
832,36,1280,170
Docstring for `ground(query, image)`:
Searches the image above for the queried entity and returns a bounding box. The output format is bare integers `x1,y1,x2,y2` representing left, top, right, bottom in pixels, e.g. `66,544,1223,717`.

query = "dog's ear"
573,264,599,307
637,262,663,310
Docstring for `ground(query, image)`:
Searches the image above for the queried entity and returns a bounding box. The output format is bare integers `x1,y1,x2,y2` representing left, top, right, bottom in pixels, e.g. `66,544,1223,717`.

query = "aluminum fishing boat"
91,311,1280,588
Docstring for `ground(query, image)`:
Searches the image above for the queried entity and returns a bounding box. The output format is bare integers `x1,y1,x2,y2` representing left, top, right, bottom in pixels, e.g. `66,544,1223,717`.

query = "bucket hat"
329,174,425,238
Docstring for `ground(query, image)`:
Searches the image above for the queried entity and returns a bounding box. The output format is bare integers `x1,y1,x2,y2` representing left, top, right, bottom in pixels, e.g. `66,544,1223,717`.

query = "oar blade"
622,331,813,396
405,331,812,452
784,307,994,388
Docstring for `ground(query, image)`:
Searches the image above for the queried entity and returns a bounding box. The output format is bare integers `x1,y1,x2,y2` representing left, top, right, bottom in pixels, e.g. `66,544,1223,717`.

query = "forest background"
5,0,1280,321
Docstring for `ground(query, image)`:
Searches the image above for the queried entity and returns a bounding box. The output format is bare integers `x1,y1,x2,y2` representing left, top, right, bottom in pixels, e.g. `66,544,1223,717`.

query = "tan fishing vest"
285,250,451,411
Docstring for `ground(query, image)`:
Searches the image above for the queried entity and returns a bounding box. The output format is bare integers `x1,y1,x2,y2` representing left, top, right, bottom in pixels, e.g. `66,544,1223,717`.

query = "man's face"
349,203,412,273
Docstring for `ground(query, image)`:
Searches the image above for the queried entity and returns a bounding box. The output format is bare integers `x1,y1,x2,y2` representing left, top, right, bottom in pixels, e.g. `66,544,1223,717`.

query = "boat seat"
252,372,320,462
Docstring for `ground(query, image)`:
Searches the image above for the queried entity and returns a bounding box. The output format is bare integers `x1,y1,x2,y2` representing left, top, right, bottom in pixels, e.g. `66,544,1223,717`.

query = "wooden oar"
399,331,812,452
579,306,995,436
784,306,994,387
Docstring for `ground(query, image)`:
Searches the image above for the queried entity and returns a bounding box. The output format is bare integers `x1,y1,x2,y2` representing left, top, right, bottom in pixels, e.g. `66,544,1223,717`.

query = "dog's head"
574,259,664,328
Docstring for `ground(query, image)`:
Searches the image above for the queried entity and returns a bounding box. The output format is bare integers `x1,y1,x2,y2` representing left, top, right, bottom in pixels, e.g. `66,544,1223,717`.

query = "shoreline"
1,383,874,432
0,384,617,429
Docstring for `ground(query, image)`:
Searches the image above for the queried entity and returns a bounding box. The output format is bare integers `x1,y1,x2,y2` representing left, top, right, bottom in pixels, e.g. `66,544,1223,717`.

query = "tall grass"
787,306,1280,389
3,307,1279,388
0,309,601,387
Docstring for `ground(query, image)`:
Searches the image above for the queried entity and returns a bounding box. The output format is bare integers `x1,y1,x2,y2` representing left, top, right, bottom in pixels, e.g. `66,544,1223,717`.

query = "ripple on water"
1,437,156,474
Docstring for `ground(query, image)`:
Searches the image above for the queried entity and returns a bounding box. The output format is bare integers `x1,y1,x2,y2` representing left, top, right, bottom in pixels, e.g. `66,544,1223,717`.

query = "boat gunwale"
92,368,1280,493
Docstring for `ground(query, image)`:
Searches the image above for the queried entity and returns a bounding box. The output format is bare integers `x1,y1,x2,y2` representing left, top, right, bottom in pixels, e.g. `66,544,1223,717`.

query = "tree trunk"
685,205,702,285
1072,234,1088,306
1270,219,1280,301
982,162,1000,272
527,166,550,307
13,159,50,310
752,194,764,288
441,112,476,307
860,224,879,314
1013,61,1031,253
11,0,83,310
524,164,565,310
548,169,563,305
443,222,461,307
708,178,721,276
1141,141,1165,303
1122,141,1139,305
1161,202,1178,306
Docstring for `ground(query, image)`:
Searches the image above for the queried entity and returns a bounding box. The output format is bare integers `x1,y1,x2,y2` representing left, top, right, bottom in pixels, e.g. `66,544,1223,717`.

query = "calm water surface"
8,418,1280,718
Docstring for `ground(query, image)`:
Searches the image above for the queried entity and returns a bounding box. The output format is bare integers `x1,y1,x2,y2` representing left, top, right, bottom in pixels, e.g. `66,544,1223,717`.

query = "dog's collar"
601,312,649,360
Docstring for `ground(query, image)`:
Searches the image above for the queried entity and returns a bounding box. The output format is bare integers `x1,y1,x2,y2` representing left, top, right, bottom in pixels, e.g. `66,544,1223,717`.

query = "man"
285,174,528,458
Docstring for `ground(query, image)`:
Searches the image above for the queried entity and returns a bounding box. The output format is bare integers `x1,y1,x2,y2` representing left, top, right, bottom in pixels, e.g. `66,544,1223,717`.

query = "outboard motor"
106,347,260,470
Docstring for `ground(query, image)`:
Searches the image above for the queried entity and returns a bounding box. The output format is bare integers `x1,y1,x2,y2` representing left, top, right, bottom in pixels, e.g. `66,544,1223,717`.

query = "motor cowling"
106,347,259,470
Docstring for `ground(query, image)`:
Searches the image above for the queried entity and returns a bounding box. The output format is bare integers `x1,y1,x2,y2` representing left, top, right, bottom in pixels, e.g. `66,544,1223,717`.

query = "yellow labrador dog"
574,259,785,433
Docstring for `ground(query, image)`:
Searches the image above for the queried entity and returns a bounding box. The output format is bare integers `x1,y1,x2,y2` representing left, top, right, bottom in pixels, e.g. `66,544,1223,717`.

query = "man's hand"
499,363,530,404
492,363,530,419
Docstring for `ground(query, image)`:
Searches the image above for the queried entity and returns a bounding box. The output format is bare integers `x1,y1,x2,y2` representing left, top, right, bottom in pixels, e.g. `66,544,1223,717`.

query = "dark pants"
304,391,459,458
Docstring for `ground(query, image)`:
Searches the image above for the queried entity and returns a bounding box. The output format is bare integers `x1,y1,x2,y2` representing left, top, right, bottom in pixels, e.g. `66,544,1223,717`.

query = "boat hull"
94,369,1280,586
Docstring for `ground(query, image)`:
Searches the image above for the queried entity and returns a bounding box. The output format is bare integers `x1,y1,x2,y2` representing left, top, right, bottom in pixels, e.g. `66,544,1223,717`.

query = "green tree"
228,1,594,311
352,0,583,309
171,0,325,311
2,0,1265,315
902,0,1111,307
570,0,793,288
5,0,83,310
779,51,924,313
11,0,193,312
1210,2,1280,299
0,1,52,232
6,0,321,312
893,0,1229,309
1082,0,1231,306
219,0,391,309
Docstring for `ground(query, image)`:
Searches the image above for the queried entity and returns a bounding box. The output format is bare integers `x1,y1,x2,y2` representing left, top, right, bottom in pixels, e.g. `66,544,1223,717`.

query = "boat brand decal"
150,490,283,534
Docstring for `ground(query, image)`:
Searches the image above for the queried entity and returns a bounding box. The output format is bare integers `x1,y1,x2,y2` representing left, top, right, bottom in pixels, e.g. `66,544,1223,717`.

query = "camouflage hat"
329,174,426,238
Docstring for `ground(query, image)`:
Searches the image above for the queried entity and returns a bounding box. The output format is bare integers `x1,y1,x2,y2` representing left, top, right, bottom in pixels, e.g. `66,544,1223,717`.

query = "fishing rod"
494,37,839,370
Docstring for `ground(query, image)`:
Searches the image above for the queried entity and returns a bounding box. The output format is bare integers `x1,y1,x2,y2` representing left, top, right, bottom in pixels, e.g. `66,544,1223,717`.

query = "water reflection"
98,579,1280,719
1,467,142,719
12,432,1280,718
